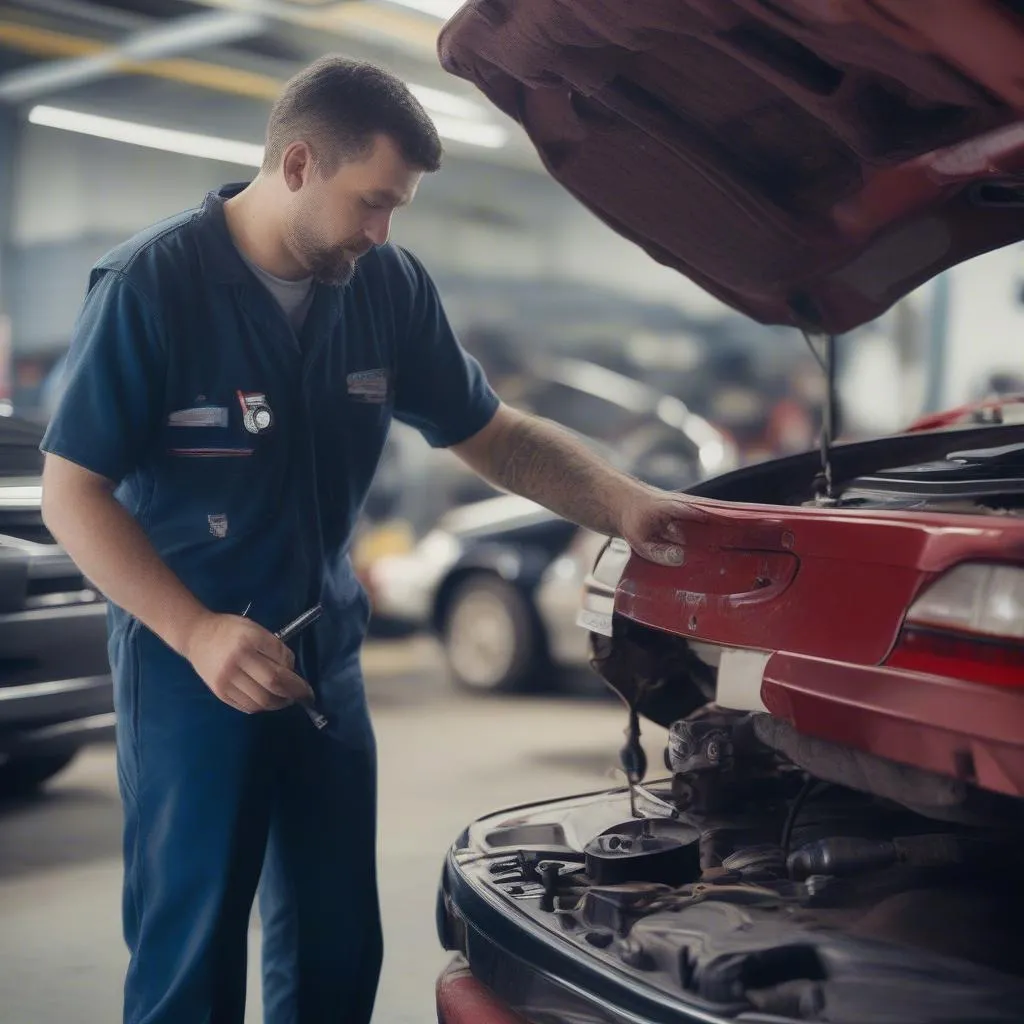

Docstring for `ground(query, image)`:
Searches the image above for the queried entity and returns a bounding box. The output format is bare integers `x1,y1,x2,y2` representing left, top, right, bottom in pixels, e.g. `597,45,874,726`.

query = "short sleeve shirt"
41,183,499,694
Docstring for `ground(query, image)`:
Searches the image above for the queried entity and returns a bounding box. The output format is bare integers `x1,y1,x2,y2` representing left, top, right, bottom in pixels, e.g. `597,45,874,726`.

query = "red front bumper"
436,957,526,1024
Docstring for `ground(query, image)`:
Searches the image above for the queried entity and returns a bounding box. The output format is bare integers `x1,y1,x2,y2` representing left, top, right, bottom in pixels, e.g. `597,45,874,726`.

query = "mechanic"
39,57,711,1024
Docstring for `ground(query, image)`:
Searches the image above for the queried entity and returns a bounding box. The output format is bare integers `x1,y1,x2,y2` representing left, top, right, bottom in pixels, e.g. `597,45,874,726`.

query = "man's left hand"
619,490,712,567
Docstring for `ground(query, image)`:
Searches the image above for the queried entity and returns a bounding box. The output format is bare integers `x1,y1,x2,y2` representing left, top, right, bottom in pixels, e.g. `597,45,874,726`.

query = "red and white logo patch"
237,391,273,435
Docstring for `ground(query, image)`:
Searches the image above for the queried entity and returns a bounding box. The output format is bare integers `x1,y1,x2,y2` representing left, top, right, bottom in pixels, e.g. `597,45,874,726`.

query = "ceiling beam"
191,0,441,58
0,8,265,103
0,5,537,169
8,0,147,33
0,20,287,100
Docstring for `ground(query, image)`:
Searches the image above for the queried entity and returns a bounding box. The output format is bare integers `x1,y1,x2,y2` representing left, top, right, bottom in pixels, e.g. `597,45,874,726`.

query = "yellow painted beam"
0,19,284,100
0,20,99,60
0,2,442,102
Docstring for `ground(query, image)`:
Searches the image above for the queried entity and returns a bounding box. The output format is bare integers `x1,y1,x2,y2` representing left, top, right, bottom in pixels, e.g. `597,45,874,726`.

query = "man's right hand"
185,613,315,714
39,456,315,715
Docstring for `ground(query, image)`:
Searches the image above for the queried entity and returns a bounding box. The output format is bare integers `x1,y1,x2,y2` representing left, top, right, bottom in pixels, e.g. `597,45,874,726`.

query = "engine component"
585,832,701,887
789,836,897,880
666,706,783,814
788,833,1011,880
667,717,734,774
721,845,788,880
585,819,702,887
667,707,775,773
842,441,1024,505
538,861,562,912
576,882,674,936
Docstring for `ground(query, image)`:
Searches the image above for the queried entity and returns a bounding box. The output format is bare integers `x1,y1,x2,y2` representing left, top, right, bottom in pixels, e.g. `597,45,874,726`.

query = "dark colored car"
0,414,112,796
366,494,583,692
432,3,1024,1022
365,361,735,692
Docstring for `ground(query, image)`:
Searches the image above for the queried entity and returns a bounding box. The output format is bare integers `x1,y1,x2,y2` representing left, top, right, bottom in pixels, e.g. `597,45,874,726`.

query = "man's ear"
281,141,314,193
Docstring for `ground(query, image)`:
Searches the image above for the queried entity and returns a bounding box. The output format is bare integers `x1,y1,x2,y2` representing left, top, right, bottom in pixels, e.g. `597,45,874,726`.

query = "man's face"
284,133,422,286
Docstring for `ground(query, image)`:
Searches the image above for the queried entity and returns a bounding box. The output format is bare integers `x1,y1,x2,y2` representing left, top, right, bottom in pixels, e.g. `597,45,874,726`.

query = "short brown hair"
263,57,443,174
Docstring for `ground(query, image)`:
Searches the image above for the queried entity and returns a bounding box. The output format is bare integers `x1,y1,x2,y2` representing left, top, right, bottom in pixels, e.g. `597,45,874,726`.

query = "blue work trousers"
110,623,383,1024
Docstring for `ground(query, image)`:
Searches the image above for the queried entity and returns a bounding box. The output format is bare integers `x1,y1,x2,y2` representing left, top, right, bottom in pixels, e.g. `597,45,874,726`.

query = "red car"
433,3,1024,1024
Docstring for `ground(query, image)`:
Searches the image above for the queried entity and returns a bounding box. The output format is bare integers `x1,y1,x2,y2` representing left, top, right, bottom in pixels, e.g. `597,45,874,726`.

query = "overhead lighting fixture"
430,114,507,149
408,83,509,147
409,82,485,121
28,105,264,166
29,102,507,155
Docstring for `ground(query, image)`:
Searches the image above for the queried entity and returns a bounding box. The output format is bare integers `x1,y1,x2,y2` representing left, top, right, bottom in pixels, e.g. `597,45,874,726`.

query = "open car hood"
439,0,1024,334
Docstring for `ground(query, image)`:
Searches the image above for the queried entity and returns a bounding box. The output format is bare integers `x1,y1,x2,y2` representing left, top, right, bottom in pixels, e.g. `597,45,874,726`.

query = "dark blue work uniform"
41,183,499,1024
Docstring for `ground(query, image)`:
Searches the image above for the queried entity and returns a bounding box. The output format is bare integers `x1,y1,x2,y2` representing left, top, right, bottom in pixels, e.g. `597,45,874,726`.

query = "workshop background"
0,2,1020,1023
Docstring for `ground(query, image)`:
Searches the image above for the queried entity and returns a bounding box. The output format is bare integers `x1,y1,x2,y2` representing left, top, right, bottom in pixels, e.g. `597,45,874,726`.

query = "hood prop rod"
802,330,839,506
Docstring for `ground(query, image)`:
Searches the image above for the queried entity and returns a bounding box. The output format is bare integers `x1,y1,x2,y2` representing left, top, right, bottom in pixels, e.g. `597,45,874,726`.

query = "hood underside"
439,0,1024,334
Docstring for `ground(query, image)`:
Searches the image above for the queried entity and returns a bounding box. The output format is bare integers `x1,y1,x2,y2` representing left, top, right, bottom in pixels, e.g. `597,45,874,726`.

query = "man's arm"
452,404,647,537
43,455,207,655
385,249,711,564
39,269,312,714
42,456,312,715
452,404,710,566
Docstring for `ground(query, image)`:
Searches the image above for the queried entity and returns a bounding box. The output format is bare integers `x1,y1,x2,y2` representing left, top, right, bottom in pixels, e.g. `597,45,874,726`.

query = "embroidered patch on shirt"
208,514,229,538
346,369,389,404
237,391,274,434
168,406,229,428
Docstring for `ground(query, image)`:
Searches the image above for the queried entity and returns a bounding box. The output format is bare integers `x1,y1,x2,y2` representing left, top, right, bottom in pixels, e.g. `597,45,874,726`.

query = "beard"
286,214,369,287
305,245,358,287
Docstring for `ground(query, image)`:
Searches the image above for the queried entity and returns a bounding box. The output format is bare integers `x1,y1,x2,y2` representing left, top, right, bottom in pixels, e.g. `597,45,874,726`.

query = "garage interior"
1,3,1023,1024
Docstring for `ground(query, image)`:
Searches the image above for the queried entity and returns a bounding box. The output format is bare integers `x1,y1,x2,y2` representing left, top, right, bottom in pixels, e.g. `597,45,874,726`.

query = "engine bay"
822,441,1024,516
444,423,1024,1021
448,708,1024,1022
681,422,1024,512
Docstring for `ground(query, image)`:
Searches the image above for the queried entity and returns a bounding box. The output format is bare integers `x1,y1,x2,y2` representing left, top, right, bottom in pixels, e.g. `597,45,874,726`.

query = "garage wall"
8,123,721,353
940,243,1024,405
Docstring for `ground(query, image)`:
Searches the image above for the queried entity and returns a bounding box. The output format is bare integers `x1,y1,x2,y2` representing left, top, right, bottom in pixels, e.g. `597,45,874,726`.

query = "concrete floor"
0,639,668,1024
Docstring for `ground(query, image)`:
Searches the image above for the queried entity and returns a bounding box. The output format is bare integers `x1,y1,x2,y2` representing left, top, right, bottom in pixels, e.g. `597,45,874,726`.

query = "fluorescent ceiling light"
28,105,264,166
409,83,485,121
28,100,507,158
409,83,508,145
430,114,508,148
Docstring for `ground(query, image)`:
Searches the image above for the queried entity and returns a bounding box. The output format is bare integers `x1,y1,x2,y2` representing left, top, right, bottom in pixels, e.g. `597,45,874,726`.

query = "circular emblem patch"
237,391,274,435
